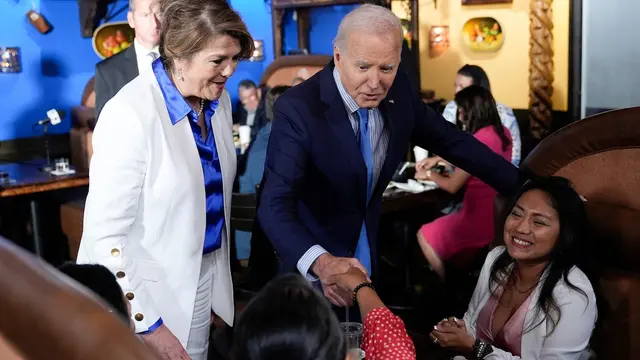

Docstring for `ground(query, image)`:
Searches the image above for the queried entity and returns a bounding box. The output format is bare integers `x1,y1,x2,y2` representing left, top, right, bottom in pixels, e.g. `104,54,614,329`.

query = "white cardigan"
457,247,597,360
76,68,236,347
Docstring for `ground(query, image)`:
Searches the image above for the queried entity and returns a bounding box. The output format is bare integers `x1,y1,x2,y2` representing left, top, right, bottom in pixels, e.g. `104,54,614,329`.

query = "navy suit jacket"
250,62,525,286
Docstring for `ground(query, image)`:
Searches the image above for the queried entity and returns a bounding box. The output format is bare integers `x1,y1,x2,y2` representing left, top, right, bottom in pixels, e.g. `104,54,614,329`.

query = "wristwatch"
473,339,494,359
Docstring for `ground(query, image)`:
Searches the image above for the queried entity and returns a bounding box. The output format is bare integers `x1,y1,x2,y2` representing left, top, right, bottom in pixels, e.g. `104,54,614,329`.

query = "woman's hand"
429,317,475,355
416,156,441,172
415,169,432,181
141,323,191,359
327,267,370,292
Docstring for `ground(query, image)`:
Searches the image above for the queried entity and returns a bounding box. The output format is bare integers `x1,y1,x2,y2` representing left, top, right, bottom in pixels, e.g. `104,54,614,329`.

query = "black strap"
352,282,376,303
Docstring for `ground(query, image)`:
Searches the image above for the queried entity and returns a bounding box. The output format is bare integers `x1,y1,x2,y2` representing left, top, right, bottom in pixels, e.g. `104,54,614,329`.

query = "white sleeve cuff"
297,245,328,281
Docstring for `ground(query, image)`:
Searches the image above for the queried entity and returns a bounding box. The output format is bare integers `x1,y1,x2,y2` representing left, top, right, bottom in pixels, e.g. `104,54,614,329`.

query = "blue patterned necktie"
354,108,373,275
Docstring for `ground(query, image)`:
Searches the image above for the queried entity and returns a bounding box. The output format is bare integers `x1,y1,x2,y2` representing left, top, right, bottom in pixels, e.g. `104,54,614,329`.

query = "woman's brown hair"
157,0,254,74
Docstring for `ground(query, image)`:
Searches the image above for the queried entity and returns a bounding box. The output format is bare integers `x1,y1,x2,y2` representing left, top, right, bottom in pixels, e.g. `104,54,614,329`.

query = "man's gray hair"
333,4,403,54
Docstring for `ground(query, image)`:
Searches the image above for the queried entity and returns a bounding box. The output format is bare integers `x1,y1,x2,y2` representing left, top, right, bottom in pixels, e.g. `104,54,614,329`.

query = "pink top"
475,286,533,357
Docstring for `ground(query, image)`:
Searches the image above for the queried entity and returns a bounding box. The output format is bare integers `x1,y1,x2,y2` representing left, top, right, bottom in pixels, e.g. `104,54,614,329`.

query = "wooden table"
379,187,451,312
0,162,88,198
382,187,449,214
0,161,88,257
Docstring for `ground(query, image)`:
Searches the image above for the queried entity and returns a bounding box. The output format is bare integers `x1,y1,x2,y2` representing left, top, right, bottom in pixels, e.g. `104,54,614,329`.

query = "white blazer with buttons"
456,246,597,360
76,67,236,347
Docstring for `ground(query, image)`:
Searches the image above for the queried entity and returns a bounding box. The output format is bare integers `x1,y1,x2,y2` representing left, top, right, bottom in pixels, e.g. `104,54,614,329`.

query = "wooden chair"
494,107,640,359
229,193,258,296
0,236,160,360
230,192,258,233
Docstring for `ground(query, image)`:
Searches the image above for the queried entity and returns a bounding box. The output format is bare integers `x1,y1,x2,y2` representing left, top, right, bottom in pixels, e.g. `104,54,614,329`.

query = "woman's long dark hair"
231,274,345,360
455,85,511,151
458,64,492,92
490,176,597,334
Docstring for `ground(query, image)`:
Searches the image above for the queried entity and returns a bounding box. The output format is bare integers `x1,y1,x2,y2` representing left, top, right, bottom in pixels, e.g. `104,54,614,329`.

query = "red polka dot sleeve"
362,307,416,360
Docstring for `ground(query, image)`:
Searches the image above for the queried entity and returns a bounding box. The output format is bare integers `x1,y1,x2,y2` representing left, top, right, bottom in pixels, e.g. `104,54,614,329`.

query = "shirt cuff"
297,245,328,281
137,317,163,335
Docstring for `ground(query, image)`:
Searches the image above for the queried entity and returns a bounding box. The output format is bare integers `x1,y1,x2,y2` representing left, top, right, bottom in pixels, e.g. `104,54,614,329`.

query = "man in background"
233,80,268,140
94,0,160,120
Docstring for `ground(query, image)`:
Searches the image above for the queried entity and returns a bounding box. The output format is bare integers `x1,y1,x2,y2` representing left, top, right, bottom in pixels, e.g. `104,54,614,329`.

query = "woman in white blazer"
76,1,254,359
430,176,599,359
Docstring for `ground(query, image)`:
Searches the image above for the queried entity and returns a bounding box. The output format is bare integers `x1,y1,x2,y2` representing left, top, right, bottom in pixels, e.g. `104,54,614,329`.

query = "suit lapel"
123,45,140,79
319,65,368,204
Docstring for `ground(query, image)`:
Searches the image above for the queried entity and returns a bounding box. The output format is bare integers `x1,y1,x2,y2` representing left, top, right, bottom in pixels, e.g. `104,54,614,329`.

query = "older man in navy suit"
253,5,525,306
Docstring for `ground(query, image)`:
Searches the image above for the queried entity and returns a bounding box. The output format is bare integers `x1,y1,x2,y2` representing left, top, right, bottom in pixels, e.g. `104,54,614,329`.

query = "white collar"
134,38,159,56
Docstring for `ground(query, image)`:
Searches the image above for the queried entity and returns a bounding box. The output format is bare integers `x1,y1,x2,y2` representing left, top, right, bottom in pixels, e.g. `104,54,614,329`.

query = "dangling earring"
176,69,184,82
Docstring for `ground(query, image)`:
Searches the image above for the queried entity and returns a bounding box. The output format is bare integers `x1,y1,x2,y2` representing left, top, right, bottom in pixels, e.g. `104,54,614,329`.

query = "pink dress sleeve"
473,126,512,161
362,307,416,360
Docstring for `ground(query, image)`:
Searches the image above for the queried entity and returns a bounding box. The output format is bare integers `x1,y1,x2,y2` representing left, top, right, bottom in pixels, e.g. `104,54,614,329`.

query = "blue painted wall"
282,4,359,55
226,0,273,106
0,0,122,141
0,0,350,141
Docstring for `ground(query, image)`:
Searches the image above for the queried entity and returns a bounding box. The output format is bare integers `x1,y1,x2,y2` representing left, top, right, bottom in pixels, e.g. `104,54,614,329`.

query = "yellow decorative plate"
92,21,135,59
462,17,504,52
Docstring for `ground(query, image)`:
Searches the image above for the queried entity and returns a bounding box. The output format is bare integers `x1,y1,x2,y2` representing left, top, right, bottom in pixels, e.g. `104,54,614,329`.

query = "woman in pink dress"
415,85,512,279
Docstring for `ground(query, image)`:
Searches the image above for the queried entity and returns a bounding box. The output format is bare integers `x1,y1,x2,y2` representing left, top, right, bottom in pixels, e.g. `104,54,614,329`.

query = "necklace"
197,98,204,117
511,271,540,294
514,281,539,294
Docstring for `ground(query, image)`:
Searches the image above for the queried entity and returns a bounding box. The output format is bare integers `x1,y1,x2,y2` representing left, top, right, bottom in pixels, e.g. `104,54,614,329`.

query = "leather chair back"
259,55,331,88
0,236,160,360
495,107,640,359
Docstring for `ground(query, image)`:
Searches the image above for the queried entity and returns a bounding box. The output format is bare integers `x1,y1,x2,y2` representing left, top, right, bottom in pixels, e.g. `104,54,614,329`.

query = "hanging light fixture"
249,40,264,62
429,26,449,58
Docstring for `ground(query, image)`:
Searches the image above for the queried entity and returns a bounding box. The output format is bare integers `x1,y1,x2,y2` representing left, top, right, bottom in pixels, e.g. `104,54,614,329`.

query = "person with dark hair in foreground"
58,263,132,328
430,176,598,359
232,273,415,360
231,274,346,360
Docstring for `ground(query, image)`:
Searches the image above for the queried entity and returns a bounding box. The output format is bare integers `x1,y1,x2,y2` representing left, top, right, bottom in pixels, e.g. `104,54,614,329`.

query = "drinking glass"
340,322,364,359
55,158,69,172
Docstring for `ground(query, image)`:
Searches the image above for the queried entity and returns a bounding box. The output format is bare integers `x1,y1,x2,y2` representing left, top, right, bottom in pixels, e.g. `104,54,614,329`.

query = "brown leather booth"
0,236,160,360
60,77,95,260
259,55,331,87
496,107,640,359
70,76,96,173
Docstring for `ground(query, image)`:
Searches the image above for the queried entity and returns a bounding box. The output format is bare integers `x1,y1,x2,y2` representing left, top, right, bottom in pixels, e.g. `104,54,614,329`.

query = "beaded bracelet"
352,282,375,303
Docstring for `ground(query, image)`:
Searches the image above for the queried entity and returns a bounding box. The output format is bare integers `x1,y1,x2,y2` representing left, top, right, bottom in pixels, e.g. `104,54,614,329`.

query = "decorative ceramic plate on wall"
462,17,504,52
92,21,134,59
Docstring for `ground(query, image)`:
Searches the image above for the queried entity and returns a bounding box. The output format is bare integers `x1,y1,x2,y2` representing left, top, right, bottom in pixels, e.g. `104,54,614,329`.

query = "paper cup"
238,125,251,145
413,146,429,162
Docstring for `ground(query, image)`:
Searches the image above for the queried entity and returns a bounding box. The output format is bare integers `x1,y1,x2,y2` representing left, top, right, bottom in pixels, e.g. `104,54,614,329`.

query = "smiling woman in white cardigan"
76,1,254,359
430,176,598,359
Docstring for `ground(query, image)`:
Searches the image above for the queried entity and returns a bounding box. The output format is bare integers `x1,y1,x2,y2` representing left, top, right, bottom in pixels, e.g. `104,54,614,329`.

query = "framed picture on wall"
462,0,513,5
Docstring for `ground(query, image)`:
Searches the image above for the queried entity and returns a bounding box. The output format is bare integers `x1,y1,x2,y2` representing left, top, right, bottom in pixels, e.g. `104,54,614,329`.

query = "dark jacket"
249,61,526,288
94,45,138,120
